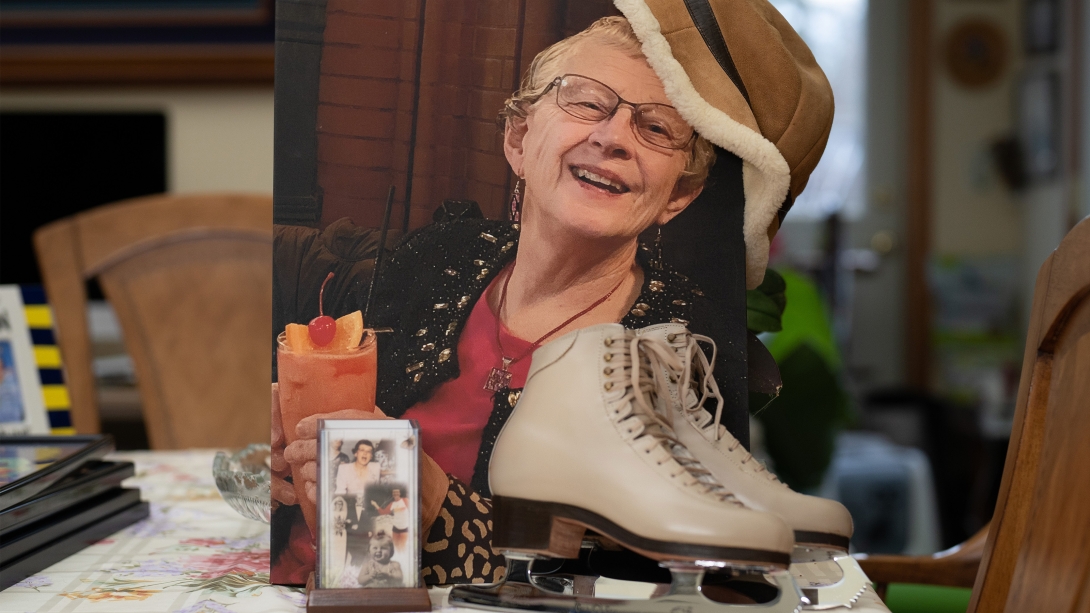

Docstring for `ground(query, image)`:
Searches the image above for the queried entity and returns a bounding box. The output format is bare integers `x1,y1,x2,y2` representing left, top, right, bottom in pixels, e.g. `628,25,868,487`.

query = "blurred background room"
1,1,1087,611
0,0,275,449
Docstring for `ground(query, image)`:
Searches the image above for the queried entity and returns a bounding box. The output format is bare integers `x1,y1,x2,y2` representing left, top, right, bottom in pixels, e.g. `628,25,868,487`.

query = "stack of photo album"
0,435,149,589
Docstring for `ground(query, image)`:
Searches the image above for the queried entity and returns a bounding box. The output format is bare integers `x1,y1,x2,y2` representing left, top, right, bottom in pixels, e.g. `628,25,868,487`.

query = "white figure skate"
449,324,806,613
635,324,869,609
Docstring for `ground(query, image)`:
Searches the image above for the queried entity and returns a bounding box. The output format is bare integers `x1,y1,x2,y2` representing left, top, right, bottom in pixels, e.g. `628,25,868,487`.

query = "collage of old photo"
317,420,420,589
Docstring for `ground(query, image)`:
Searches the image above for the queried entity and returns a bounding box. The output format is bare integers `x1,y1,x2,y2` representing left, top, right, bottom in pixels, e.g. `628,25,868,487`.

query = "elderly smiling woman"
274,5,832,586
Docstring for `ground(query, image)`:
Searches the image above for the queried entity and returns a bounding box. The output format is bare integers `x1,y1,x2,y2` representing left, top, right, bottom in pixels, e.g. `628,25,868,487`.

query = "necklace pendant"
484,357,514,392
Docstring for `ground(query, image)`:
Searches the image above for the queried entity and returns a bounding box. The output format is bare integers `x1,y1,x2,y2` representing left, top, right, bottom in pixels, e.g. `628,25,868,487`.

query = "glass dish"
213,443,272,523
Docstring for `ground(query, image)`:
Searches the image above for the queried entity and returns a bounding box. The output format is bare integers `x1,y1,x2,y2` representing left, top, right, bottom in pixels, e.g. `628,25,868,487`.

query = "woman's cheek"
527,137,550,173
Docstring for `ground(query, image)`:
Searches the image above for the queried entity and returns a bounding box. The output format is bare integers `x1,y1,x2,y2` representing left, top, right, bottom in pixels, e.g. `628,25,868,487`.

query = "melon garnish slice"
285,323,315,353
331,311,365,349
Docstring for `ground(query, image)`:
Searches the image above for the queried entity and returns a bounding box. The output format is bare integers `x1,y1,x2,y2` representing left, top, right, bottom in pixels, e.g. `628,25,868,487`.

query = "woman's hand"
270,383,295,508
271,382,387,507
271,382,450,534
284,407,389,506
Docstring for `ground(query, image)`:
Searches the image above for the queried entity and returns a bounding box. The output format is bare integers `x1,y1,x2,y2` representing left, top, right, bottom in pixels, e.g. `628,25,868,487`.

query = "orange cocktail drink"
277,330,377,534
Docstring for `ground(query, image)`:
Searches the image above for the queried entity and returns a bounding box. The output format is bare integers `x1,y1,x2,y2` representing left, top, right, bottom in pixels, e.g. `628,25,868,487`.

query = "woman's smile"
570,164,631,194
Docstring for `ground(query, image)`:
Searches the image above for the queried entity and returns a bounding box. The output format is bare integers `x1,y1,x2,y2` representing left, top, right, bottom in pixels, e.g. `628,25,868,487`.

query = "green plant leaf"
757,268,787,295
755,343,848,489
759,270,787,312
747,289,783,332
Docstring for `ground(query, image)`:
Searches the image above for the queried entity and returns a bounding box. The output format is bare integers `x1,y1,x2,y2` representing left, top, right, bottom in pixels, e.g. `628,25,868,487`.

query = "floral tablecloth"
1,450,305,613
0,450,890,613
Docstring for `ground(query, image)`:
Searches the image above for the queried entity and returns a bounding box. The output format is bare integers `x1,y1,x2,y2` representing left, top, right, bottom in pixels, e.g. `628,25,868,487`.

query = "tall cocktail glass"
276,331,377,534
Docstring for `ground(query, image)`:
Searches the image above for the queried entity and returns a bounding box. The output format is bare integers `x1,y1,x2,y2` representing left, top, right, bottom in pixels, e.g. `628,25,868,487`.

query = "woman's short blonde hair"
500,16,715,194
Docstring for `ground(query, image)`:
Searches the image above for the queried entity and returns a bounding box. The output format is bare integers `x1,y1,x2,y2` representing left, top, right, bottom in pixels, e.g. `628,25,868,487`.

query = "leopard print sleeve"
420,476,507,585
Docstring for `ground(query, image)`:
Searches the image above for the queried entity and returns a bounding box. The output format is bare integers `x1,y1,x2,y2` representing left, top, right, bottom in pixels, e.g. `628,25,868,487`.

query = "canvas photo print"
271,0,758,587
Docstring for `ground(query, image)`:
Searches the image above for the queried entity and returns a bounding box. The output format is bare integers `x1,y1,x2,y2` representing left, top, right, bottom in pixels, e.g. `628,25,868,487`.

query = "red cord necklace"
483,263,626,392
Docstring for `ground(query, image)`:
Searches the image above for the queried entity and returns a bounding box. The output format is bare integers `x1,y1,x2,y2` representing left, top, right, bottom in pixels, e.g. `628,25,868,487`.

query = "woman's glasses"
543,74,695,150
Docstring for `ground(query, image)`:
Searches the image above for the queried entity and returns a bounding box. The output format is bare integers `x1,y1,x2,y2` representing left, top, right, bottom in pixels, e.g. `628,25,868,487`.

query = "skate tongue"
671,333,784,486
625,336,741,505
679,334,726,441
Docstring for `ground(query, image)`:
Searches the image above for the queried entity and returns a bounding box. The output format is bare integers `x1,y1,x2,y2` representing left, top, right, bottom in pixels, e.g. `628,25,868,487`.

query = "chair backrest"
968,216,1090,613
34,193,272,449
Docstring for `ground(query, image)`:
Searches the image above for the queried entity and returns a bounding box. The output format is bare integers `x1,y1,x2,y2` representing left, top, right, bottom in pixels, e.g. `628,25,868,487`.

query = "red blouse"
401,276,531,483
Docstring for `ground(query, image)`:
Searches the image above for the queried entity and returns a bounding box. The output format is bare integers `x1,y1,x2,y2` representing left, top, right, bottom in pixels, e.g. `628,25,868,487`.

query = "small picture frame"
0,286,49,436
317,419,420,590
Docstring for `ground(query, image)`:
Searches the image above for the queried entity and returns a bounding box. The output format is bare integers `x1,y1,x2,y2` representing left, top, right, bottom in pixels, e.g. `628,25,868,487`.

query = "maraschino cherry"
308,272,336,347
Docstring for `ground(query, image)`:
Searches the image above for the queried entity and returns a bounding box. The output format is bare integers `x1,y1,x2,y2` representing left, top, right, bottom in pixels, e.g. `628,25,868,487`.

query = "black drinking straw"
364,185,396,322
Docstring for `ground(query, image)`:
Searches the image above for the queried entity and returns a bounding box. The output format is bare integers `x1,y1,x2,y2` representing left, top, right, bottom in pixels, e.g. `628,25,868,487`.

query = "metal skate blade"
789,555,869,610
791,546,839,565
448,569,804,613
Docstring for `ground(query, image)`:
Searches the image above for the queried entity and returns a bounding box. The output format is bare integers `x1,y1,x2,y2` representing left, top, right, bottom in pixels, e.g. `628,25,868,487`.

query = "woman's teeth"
574,167,627,194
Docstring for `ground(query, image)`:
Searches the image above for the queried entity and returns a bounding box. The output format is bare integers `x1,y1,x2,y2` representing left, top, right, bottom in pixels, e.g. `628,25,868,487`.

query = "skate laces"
678,333,782,485
606,333,740,504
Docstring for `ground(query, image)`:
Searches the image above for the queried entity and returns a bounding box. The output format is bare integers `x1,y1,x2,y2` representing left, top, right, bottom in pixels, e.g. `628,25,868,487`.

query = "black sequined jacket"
367,219,738,585
370,218,725,493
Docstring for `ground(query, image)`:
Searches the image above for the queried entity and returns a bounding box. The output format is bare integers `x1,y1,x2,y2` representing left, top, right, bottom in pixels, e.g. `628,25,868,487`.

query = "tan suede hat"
614,0,834,288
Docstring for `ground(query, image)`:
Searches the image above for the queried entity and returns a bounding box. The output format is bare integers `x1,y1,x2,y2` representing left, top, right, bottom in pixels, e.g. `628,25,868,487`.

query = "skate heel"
492,496,585,558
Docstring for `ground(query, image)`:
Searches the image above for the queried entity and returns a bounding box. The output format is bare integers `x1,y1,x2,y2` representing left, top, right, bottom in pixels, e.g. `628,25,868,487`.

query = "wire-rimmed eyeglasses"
541,74,696,150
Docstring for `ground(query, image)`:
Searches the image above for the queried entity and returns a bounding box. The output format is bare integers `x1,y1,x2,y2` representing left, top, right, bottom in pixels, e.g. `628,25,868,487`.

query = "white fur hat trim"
615,0,790,289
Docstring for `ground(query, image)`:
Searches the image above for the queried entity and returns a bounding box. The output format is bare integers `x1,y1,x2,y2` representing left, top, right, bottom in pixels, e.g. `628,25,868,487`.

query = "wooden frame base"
307,587,432,613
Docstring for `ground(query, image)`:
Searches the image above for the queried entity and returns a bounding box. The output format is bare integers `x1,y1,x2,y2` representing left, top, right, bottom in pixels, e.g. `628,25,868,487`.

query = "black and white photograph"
317,419,420,589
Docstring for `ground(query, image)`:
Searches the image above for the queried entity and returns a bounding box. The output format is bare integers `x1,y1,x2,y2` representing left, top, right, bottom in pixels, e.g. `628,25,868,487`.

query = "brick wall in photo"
316,0,618,231
316,0,421,230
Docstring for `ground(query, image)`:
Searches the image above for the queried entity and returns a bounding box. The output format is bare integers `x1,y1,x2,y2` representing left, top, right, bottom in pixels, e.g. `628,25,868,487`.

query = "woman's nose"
588,106,637,158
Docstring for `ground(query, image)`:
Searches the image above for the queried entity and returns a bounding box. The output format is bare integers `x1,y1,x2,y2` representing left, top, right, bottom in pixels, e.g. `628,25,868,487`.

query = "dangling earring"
509,178,524,223
651,225,664,270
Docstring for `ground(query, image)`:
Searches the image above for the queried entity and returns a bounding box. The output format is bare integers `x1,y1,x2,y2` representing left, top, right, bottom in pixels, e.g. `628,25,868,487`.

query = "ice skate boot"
449,324,805,613
636,324,867,609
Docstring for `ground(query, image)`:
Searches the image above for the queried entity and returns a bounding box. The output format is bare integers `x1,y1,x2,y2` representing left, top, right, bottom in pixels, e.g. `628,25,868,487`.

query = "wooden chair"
856,216,1090,611
34,193,272,449
856,523,987,598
